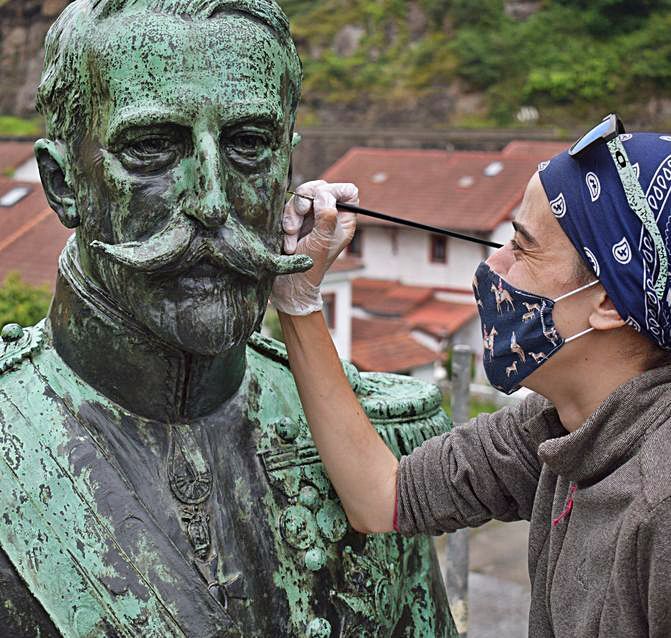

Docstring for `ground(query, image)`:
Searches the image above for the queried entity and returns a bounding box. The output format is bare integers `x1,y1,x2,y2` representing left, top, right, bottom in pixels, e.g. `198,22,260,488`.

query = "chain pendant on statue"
168,425,213,560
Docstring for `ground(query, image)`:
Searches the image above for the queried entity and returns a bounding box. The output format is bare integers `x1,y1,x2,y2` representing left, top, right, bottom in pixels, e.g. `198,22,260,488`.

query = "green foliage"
418,0,450,26
0,116,43,137
442,395,499,420
450,0,504,28
262,307,285,343
0,272,51,328
278,0,671,127
554,0,671,34
279,0,314,18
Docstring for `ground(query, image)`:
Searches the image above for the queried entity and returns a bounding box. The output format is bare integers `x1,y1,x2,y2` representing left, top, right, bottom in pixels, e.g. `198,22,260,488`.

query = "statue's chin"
122,279,270,357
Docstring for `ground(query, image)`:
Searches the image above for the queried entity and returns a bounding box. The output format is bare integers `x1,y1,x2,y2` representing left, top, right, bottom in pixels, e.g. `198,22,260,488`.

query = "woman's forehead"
516,173,574,253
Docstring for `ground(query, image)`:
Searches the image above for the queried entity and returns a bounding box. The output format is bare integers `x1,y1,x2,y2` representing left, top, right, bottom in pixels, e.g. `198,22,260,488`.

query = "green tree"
450,0,504,28
262,307,285,343
279,0,314,18
553,0,671,34
0,272,52,329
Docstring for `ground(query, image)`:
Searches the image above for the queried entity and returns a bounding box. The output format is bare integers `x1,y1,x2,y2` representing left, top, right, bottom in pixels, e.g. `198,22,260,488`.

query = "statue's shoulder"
248,331,362,389
356,370,451,456
248,332,451,456
0,320,47,377
248,331,292,366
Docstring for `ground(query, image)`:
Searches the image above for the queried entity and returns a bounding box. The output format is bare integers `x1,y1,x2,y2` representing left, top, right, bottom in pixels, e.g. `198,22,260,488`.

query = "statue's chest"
93,370,411,638
0,338,452,637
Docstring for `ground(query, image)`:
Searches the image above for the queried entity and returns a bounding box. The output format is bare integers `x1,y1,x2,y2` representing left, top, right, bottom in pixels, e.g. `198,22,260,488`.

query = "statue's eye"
129,137,174,157
228,132,269,156
118,132,185,173
224,130,273,172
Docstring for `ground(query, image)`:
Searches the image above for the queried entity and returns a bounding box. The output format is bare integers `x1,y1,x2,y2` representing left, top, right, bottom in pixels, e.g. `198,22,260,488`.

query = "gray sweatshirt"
396,364,671,637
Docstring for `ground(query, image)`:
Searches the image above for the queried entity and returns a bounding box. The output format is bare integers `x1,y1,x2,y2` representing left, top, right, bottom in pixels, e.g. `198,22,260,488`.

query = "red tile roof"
0,142,35,176
405,299,479,339
327,255,364,274
351,332,441,373
501,140,569,160
0,178,72,288
350,281,479,372
352,316,408,341
321,140,570,233
352,278,434,316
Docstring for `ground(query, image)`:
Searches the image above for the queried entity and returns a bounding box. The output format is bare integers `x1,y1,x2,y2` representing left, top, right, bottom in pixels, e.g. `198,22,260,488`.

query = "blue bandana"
538,132,671,350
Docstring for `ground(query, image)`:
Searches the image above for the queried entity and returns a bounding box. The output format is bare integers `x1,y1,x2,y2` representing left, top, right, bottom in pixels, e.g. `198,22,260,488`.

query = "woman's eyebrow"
512,220,538,247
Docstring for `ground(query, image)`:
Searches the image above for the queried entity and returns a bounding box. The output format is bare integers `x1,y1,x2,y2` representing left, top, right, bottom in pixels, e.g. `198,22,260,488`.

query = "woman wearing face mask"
271,117,671,638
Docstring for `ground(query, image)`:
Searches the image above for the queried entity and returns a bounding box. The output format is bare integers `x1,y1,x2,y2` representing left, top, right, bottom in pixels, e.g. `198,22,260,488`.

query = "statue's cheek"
227,171,286,234
96,150,177,242
241,149,291,227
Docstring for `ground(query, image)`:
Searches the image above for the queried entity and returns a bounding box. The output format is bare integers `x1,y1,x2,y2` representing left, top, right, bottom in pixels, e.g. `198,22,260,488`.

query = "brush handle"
288,191,503,250
335,201,503,249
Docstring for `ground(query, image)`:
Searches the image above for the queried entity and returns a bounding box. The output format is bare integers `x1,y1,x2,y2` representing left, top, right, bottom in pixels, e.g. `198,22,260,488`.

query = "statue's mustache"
89,214,313,280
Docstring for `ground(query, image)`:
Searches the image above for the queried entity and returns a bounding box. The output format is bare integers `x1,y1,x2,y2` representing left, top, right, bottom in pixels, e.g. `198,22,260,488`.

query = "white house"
320,256,363,361
320,141,567,380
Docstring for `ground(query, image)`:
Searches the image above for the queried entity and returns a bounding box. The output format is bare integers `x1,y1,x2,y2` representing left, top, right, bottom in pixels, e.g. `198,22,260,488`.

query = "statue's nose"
187,132,230,229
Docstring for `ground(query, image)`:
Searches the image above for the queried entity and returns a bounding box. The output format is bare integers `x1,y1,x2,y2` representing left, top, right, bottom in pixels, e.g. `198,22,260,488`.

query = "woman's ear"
588,287,626,331
34,139,80,229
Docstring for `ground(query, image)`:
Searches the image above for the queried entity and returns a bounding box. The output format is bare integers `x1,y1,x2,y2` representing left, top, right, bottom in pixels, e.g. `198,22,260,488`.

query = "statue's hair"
37,0,302,144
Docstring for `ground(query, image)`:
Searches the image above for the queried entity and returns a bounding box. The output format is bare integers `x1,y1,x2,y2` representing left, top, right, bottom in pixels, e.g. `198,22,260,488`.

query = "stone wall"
0,0,70,116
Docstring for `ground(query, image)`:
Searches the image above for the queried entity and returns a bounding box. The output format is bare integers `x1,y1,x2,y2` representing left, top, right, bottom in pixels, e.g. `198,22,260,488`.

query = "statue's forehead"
92,13,291,140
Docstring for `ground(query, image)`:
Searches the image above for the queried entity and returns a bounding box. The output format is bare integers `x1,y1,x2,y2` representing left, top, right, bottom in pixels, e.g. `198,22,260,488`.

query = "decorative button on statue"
0,1,458,636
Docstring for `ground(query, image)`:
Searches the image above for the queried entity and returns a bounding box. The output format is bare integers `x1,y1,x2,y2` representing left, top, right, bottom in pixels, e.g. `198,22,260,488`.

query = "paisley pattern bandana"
473,261,597,394
538,132,671,350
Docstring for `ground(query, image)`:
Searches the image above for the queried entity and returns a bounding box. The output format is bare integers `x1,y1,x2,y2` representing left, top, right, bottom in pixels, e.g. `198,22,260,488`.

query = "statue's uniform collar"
48,241,246,422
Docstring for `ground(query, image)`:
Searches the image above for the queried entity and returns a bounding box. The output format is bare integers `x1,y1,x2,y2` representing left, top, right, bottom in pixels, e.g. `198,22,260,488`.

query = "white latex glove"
271,180,358,315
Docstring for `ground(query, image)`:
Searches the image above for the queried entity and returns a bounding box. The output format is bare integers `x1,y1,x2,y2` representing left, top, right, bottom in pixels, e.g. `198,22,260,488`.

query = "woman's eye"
510,239,523,254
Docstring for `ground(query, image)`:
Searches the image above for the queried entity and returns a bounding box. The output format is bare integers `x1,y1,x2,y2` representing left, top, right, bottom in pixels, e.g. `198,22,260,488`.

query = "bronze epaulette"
0,320,46,374
248,332,451,457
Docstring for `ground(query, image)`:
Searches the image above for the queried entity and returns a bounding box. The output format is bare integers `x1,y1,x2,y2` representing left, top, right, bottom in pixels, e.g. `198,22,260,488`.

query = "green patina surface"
0,323,458,636
0,1,460,636
0,325,186,636
249,336,456,637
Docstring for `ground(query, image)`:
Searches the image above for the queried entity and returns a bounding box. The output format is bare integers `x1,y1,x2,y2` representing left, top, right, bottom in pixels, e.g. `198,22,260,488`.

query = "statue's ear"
34,139,80,229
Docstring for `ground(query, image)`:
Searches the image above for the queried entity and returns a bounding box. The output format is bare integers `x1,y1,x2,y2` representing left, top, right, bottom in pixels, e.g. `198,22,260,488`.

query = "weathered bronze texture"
0,1,458,636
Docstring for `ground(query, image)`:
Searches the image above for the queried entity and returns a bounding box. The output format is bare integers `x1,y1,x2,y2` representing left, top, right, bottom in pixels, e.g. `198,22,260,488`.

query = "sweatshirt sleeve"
396,392,562,536
636,498,671,637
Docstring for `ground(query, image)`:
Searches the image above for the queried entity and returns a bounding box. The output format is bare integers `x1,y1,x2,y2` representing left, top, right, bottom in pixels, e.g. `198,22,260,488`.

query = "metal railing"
444,344,472,637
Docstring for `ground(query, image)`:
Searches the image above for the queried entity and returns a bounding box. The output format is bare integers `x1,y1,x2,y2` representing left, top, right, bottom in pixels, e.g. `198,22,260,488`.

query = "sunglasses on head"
568,113,626,159
566,114,669,301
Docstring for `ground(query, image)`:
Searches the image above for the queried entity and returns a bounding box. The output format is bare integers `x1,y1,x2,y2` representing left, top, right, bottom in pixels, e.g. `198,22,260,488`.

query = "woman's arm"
279,310,398,533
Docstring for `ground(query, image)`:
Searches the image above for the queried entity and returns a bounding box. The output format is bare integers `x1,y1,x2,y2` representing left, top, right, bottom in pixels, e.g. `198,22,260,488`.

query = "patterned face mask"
472,261,599,394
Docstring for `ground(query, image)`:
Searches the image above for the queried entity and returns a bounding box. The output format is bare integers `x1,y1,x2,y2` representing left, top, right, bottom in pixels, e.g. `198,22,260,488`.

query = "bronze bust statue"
0,1,457,635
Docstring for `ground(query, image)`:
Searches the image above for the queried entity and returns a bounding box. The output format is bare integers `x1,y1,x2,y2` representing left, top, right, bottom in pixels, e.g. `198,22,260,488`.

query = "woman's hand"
271,180,358,315
272,181,397,534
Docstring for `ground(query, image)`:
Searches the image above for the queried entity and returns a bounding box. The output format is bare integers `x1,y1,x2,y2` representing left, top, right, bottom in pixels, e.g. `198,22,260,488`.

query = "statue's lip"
180,260,228,279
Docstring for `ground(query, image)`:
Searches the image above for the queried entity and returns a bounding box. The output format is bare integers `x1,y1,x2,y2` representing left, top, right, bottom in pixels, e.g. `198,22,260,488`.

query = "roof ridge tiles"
0,208,52,255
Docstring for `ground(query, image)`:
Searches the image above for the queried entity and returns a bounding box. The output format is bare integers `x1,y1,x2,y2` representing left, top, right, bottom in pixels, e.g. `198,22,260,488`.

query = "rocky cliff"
2,0,670,131
0,0,69,116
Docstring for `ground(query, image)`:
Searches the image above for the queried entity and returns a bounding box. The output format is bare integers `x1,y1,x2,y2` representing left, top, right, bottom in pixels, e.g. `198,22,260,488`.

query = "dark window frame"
347,229,363,257
323,292,336,329
429,235,448,264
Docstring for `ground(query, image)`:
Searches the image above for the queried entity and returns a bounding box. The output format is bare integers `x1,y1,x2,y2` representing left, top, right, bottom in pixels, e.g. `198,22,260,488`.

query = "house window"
390,228,399,255
323,293,336,329
347,229,363,257
0,186,30,207
430,235,448,264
